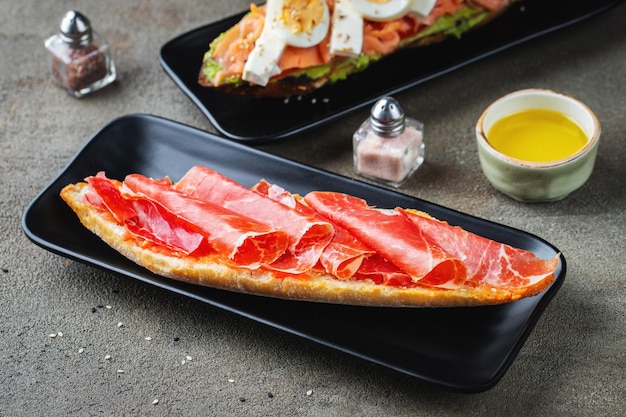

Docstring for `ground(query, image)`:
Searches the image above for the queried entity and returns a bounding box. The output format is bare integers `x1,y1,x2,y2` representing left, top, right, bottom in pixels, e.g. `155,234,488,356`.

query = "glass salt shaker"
45,10,116,98
353,96,425,187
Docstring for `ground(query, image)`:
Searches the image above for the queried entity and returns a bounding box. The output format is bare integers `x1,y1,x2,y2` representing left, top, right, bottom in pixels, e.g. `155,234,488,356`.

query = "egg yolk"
281,0,325,35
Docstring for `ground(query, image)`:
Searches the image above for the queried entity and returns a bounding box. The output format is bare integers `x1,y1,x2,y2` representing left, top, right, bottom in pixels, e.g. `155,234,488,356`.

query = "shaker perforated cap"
370,96,406,137
59,10,92,46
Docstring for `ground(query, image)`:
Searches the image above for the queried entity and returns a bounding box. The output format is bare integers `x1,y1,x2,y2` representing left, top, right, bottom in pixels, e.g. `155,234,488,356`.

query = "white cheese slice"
330,0,364,57
242,29,287,86
409,0,437,18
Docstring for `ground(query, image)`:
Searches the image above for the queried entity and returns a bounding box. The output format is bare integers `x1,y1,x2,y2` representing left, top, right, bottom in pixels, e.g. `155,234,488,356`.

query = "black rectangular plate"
23,114,565,392
159,0,623,142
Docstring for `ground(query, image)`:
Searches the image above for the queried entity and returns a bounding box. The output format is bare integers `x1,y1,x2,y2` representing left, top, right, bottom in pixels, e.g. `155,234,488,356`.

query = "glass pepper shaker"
353,96,425,187
45,10,116,98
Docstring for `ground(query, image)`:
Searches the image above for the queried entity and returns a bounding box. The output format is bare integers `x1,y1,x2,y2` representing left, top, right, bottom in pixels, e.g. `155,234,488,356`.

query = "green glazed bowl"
476,89,600,203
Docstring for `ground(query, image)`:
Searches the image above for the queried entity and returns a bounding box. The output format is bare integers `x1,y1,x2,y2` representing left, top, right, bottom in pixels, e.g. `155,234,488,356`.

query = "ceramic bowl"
476,89,600,203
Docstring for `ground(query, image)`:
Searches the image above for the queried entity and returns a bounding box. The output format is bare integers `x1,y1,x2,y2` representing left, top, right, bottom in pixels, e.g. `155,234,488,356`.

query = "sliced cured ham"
85,174,207,255
252,180,374,279
304,191,467,288
252,180,413,285
175,166,334,273
87,173,290,268
61,166,560,307
122,173,290,268
400,209,560,288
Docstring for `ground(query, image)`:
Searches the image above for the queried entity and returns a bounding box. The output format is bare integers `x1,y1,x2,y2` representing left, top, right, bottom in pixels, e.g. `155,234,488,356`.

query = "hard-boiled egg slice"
408,0,436,18
330,0,363,57
349,0,411,22
243,0,330,86
266,0,330,48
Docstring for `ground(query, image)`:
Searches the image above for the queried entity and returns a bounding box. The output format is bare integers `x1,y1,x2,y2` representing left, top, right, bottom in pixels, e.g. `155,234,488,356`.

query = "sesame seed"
49,333,57,338
117,369,124,374
78,348,85,354
185,355,192,361
228,378,235,383
105,305,112,309
144,336,152,341
306,390,313,396
311,98,317,104
181,360,186,365
105,354,111,360
117,322,123,328
57,332,63,337
152,399,159,405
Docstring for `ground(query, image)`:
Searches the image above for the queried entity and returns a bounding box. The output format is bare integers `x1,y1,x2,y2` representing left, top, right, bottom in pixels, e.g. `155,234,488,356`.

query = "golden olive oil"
487,109,588,162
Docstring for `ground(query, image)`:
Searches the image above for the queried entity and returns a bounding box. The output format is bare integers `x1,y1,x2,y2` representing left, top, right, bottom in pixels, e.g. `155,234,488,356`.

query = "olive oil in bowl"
476,89,600,202
487,109,588,163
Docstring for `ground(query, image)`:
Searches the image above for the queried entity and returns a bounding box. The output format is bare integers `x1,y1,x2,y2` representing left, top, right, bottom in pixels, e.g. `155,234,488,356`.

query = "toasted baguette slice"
199,1,516,97
60,181,555,308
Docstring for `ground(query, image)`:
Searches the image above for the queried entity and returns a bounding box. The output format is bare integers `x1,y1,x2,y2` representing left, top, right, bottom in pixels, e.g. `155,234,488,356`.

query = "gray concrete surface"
1,1,624,415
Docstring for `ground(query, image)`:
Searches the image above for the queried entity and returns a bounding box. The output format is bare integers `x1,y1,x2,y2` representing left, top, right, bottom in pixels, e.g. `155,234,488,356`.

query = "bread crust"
60,182,555,308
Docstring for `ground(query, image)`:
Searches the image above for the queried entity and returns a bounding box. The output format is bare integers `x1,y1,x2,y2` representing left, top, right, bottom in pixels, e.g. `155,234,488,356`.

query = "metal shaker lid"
370,96,405,137
59,10,92,46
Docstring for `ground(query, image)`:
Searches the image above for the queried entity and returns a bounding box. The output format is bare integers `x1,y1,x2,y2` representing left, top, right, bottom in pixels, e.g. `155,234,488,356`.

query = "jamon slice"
304,191,467,288
88,173,290,268
252,180,413,285
175,166,334,273
85,174,205,255
400,209,560,288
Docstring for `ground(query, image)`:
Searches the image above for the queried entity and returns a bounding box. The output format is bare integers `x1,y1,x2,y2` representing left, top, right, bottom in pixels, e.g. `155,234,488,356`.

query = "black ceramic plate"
160,0,623,142
23,115,565,392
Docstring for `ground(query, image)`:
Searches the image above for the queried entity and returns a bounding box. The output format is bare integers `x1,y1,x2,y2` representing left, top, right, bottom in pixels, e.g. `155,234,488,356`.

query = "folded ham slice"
86,173,289,268
252,180,415,285
304,191,467,288
175,166,334,274
400,209,559,288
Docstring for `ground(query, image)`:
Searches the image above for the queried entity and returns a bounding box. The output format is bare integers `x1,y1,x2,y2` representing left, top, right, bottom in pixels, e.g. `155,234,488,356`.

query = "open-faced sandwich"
198,0,516,97
60,165,559,307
